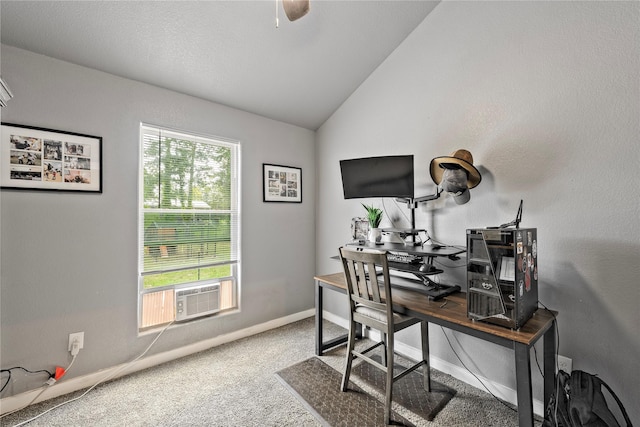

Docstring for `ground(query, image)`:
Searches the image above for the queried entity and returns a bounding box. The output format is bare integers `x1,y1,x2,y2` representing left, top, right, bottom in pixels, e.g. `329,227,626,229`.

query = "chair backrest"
339,246,394,326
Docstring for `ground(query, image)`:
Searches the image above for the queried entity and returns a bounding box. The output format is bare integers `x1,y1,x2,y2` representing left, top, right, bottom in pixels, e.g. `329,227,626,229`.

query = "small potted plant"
362,203,383,243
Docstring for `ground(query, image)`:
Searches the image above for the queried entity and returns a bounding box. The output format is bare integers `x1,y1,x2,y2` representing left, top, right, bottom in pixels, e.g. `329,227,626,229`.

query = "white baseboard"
322,309,349,329
0,309,315,415
366,328,545,417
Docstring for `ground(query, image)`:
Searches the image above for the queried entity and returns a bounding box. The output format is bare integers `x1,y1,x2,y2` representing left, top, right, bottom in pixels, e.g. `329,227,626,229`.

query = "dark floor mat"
276,357,415,426
351,354,456,421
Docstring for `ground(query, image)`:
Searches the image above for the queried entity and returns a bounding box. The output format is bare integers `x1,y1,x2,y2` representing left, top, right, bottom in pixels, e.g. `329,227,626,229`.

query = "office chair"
338,246,430,425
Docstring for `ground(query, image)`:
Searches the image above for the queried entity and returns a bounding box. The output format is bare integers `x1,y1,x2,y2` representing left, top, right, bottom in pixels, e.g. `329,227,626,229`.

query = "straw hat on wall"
429,149,481,189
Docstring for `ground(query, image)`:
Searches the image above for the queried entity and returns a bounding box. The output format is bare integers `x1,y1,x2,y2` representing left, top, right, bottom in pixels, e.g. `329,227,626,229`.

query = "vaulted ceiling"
1,1,439,130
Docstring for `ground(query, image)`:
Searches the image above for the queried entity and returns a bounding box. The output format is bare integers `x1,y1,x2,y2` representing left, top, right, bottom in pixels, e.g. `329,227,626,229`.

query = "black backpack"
543,370,633,427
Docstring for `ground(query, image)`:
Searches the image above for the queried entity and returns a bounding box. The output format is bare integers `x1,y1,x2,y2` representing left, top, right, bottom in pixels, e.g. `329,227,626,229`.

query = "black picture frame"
262,163,302,203
1,123,102,193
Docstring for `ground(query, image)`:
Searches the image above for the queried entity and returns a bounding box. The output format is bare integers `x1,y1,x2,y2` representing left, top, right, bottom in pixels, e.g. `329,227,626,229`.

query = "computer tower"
466,228,538,329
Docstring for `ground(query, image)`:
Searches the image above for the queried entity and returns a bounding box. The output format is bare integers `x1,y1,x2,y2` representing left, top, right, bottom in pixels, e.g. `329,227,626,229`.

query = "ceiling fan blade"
283,0,310,22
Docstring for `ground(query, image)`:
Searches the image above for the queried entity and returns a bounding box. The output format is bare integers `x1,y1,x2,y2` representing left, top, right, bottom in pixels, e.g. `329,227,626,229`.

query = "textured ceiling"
1,1,439,130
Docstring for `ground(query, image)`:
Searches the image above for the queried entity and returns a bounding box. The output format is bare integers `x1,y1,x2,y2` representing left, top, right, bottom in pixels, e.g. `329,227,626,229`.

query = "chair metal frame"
339,246,430,425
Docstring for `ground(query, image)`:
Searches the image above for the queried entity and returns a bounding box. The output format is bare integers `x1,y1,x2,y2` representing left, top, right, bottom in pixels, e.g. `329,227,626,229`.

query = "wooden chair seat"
355,304,417,325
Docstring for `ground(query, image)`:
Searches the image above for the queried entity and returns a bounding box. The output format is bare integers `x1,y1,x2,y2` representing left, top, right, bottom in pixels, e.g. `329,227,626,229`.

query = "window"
138,124,240,330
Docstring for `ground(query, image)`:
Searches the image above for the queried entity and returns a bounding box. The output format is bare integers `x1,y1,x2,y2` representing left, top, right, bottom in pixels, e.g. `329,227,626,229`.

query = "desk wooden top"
315,272,557,346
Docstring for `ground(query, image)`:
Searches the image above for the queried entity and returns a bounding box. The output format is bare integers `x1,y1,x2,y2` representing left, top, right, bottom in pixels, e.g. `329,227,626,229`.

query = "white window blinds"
139,125,239,288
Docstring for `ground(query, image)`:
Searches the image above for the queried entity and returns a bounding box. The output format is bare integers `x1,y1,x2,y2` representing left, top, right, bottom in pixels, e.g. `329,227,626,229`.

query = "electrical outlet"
558,355,572,373
68,332,84,354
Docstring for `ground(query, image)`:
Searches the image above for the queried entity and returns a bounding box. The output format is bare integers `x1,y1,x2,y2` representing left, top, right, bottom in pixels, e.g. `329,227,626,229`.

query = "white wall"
0,45,316,396
316,1,639,420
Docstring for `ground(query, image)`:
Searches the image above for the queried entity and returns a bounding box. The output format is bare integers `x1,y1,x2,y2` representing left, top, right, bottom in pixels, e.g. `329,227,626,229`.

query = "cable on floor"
7,320,175,427
440,326,517,413
1,355,77,421
1,367,53,395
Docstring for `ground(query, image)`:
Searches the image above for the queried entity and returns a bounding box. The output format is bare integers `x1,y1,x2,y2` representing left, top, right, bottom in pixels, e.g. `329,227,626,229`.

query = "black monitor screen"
340,155,414,199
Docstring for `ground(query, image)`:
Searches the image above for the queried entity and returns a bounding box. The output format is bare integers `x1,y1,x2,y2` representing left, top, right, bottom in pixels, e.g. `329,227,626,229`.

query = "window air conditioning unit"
175,283,220,321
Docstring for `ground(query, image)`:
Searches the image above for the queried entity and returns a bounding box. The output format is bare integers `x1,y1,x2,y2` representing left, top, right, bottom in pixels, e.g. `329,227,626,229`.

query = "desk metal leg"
315,280,324,356
315,280,361,356
543,320,557,409
514,343,534,427
421,321,431,392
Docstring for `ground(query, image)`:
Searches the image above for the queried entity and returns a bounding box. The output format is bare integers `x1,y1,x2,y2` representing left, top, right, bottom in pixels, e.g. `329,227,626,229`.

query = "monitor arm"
395,188,442,210
394,188,443,244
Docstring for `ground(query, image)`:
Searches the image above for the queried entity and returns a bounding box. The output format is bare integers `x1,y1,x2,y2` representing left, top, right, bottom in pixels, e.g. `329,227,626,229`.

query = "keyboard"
387,253,422,264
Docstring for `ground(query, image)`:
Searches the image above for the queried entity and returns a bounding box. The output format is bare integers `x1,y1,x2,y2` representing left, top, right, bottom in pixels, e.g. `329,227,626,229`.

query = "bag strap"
569,371,597,426
594,376,633,427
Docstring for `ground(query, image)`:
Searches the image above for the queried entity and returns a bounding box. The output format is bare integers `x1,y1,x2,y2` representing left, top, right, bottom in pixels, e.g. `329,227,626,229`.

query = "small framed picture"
263,163,302,203
1,123,102,193
351,217,369,240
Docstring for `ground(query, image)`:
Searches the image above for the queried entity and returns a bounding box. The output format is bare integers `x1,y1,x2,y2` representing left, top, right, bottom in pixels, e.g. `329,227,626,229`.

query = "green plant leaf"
361,203,383,228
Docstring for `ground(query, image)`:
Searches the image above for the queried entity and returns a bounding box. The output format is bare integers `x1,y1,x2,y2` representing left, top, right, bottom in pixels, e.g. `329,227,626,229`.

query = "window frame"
137,123,241,330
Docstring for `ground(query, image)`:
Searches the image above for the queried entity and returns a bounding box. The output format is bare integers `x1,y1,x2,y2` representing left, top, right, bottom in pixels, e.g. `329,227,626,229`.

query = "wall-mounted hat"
429,149,481,189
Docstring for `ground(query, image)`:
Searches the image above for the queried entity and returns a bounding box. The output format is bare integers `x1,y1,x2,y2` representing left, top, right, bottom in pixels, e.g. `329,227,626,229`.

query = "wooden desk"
315,272,557,427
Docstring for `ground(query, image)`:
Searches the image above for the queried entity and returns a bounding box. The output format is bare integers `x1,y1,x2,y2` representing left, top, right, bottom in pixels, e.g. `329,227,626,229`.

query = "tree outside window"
139,125,240,329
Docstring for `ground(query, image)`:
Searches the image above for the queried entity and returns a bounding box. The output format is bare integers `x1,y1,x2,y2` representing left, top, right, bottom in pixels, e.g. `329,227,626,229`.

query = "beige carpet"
1,317,539,426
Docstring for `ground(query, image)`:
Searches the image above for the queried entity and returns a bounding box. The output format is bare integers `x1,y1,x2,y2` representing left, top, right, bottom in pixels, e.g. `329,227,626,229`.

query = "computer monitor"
339,155,414,199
